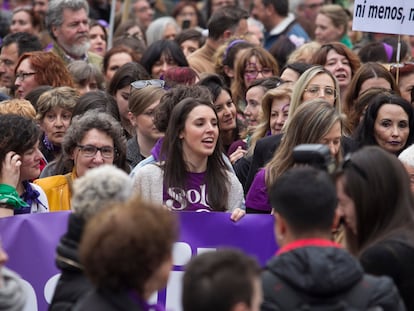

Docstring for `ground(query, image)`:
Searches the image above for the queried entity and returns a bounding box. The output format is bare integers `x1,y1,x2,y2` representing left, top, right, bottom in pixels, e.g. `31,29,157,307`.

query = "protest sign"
0,212,277,311
353,0,414,35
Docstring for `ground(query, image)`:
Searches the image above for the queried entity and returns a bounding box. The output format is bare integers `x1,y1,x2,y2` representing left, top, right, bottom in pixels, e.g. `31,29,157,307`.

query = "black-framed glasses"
77,144,115,158
15,72,36,81
130,79,165,90
304,85,337,99
340,154,367,180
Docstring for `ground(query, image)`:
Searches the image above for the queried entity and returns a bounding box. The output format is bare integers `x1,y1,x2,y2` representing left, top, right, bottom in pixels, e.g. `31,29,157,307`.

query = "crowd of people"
1,0,414,309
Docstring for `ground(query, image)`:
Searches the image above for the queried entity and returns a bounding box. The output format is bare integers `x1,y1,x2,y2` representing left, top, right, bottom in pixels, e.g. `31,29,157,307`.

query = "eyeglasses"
130,79,165,90
15,72,36,81
77,144,115,158
244,68,273,79
304,85,337,99
340,154,367,180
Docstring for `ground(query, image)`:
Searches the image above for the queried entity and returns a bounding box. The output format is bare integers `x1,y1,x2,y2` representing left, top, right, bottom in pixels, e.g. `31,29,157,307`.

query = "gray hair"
145,17,180,46
71,165,133,220
399,144,414,168
46,0,89,38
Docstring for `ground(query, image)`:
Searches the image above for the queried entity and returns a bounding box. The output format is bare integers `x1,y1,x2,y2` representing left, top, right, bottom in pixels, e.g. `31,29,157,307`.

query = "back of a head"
182,249,261,311
2,32,42,55
71,165,133,220
79,195,177,293
269,166,337,236
207,6,248,40
154,85,212,132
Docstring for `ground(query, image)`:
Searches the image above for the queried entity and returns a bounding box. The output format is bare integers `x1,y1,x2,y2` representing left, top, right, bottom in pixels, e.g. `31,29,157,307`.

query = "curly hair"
0,114,40,174
15,51,75,88
71,165,133,220
62,110,129,173
79,195,178,293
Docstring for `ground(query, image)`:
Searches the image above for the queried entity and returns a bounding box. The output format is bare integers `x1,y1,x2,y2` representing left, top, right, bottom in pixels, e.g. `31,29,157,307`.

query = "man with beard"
46,0,102,68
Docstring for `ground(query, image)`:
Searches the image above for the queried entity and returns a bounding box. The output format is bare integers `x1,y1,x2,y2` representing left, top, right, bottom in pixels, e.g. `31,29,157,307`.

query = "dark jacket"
262,239,405,311
360,237,414,310
126,136,144,169
49,214,92,311
73,288,145,311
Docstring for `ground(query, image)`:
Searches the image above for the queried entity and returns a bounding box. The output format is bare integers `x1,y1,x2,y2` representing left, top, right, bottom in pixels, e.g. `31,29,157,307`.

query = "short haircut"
207,6,248,40
71,165,133,220
262,0,288,16
269,166,337,235
79,195,177,293
62,110,129,173
0,99,36,119
0,114,41,174
182,249,261,311
35,87,79,121
1,32,42,55
46,0,89,39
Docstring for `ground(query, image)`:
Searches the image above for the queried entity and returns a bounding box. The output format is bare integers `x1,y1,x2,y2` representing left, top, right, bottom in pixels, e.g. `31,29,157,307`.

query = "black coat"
49,214,92,311
73,288,145,311
360,236,414,310
262,241,406,311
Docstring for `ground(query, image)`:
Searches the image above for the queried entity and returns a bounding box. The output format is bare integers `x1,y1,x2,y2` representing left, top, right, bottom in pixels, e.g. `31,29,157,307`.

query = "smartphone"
182,20,191,30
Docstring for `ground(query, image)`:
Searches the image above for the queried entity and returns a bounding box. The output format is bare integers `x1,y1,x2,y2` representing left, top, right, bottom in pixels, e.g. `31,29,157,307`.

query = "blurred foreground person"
74,195,178,310
262,166,405,310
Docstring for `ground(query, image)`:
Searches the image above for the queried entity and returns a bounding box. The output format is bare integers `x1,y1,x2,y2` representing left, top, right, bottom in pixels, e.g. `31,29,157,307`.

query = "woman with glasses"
35,110,129,211
354,92,414,156
231,46,279,113
127,82,166,168
133,97,245,221
336,145,414,309
14,51,74,99
246,99,343,213
244,66,346,194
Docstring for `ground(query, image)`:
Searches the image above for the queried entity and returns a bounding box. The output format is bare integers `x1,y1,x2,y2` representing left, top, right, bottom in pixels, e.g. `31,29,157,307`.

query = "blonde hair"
265,99,343,188
128,86,166,116
287,41,321,64
248,84,292,156
318,4,349,37
286,66,341,131
0,99,36,119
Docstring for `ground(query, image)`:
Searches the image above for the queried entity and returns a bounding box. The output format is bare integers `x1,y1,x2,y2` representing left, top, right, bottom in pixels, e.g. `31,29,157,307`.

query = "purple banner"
0,212,277,311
